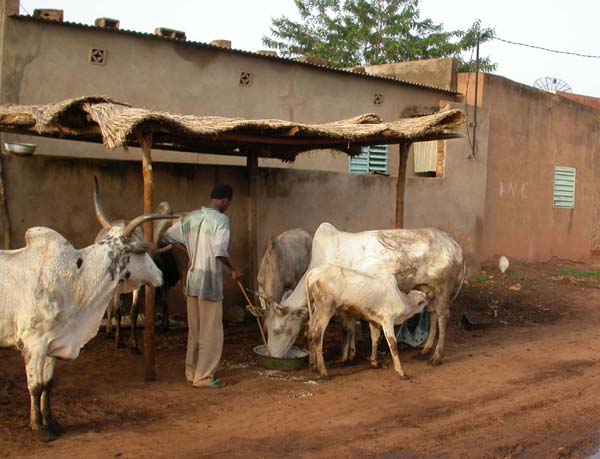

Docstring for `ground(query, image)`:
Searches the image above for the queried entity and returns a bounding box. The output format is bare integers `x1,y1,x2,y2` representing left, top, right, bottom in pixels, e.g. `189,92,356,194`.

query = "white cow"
267,223,465,366
306,264,432,379
95,203,182,353
0,178,172,441
257,228,312,331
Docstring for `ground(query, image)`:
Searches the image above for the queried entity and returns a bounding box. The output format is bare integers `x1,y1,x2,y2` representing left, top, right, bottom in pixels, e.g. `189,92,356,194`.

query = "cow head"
266,296,307,358
408,289,433,315
94,177,175,291
261,289,292,334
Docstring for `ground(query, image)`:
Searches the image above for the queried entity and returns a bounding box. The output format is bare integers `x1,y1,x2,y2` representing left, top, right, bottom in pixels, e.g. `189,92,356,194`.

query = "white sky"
19,0,600,97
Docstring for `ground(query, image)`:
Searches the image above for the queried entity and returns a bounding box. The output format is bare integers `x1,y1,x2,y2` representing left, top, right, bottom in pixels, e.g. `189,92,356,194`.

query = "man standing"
165,184,241,388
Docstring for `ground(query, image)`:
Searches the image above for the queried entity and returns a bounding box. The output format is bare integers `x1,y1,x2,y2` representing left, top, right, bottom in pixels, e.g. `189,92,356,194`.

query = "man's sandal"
202,378,227,389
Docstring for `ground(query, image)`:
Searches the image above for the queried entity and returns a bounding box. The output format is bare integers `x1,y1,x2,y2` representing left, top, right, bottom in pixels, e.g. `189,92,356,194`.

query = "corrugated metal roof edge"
11,14,459,96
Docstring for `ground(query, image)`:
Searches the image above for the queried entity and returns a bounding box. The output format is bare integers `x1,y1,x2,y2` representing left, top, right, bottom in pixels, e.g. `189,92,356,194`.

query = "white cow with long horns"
0,177,173,441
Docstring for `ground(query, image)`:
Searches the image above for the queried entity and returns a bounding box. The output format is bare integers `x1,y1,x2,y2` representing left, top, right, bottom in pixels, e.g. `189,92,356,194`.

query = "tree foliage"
263,0,496,72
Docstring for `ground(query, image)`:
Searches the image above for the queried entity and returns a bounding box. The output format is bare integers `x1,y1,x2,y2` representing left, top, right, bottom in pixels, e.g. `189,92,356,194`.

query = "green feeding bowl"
253,345,309,370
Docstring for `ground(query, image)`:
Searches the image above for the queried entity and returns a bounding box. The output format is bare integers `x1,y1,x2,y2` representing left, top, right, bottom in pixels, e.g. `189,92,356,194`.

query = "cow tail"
305,272,313,323
449,257,467,305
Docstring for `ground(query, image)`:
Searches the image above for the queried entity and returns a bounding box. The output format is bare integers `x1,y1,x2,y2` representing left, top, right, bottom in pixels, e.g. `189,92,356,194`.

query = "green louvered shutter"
553,166,576,208
349,149,369,173
349,145,388,174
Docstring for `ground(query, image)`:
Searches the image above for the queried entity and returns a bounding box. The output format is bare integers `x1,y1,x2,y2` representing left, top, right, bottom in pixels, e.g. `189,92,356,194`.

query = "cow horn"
156,244,173,254
123,214,177,238
153,204,174,245
93,176,111,230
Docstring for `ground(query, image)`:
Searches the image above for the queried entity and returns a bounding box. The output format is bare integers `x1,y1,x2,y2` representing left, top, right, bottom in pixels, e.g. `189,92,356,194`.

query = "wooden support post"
395,142,411,229
0,151,11,249
472,31,481,160
136,131,157,381
247,151,259,300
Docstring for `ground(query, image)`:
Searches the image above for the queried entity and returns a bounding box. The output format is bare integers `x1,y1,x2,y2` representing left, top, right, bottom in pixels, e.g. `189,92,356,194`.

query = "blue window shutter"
349,148,369,174
349,145,388,174
553,166,576,208
368,145,388,173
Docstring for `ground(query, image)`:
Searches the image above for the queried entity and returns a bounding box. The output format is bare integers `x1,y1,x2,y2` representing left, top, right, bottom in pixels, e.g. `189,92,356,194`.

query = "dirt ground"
3,261,600,459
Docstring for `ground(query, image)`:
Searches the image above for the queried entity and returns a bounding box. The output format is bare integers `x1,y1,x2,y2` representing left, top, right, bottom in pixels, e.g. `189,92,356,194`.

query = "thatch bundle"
0,96,464,161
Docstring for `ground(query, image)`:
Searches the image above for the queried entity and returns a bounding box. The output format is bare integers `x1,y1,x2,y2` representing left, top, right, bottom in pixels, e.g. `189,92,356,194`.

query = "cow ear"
258,296,268,311
281,290,293,302
426,291,434,301
269,237,276,250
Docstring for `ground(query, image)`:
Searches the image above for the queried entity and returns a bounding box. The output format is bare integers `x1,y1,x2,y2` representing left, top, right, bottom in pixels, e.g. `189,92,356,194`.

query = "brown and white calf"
306,264,432,380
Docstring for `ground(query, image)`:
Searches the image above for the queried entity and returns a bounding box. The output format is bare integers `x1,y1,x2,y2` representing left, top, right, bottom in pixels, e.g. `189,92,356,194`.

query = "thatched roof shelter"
0,95,464,380
0,96,464,160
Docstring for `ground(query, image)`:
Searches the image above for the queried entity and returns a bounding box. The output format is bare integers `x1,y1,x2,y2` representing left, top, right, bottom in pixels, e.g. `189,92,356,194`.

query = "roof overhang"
0,96,464,160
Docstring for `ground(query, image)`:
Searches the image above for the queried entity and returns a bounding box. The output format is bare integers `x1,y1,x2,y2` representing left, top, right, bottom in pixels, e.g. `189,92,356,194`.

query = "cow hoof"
339,358,355,367
32,426,59,442
428,357,443,366
399,373,410,381
370,361,380,369
318,374,329,381
129,347,141,355
413,352,430,361
44,418,63,435
105,332,114,340
116,341,126,349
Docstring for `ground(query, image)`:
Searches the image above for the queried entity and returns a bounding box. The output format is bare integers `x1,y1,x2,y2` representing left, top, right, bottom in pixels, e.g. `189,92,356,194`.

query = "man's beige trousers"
185,296,223,386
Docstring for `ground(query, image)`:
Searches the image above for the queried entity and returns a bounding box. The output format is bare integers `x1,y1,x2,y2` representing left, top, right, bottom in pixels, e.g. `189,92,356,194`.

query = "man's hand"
217,256,242,282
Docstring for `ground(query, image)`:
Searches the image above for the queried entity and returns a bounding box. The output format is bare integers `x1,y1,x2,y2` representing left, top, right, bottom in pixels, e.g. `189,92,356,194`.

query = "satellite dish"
534,77,572,93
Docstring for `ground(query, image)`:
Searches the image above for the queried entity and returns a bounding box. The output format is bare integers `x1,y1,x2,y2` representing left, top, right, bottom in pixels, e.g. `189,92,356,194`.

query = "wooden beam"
0,113,36,126
136,131,157,382
395,142,412,228
246,151,259,302
0,123,461,160
0,124,103,137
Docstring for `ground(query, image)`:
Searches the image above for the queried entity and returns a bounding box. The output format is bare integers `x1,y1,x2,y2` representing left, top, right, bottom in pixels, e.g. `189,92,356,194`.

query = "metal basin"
253,345,308,370
4,142,36,155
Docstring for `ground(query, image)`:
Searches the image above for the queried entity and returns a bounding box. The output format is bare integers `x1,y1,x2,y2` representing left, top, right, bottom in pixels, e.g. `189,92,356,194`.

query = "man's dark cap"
210,183,233,200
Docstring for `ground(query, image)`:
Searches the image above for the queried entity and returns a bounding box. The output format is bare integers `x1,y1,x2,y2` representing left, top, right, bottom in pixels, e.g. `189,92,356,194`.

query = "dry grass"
0,95,464,161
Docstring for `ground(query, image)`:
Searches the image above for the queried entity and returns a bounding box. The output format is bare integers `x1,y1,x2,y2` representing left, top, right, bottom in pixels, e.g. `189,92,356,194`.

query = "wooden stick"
254,313,268,351
237,281,268,351
237,280,254,306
